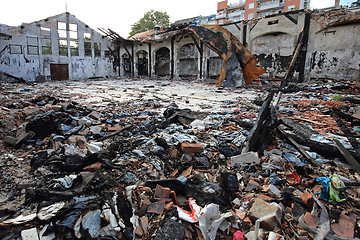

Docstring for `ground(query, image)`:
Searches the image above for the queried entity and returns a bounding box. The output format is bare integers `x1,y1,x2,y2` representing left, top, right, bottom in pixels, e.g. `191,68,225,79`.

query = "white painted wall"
0,12,117,81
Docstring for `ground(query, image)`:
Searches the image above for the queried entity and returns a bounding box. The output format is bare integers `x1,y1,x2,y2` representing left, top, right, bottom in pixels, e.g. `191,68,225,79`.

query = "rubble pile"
0,78,359,240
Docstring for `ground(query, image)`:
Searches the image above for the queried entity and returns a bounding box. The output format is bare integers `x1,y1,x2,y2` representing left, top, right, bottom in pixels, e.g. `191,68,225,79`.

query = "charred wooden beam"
200,41,203,79
99,125,133,141
131,44,134,78
281,131,360,160
278,126,320,167
281,29,304,88
280,117,318,139
190,34,202,53
242,24,247,47
332,108,360,125
242,92,275,155
123,45,131,58
332,110,360,157
333,139,360,174
298,12,311,82
280,117,360,159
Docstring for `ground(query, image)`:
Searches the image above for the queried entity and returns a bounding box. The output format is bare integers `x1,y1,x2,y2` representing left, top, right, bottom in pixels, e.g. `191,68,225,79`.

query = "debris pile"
0,78,359,239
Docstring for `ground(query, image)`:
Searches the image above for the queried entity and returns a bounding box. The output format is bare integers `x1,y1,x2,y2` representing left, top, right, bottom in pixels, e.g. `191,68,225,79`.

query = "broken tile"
135,225,144,237
303,212,319,229
22,106,40,118
147,200,165,215
139,216,148,234
154,184,171,200
107,125,123,132
331,210,356,238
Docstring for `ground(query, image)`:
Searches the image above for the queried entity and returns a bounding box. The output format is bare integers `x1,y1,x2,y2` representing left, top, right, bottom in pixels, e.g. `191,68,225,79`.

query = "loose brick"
180,143,203,153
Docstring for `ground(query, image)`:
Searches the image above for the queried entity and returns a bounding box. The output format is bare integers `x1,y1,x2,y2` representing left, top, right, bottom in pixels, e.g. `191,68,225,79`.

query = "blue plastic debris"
314,176,331,202
314,175,346,204
284,153,304,166
37,100,46,106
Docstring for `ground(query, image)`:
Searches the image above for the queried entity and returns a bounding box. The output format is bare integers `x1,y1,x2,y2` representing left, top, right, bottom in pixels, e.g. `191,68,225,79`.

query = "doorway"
50,64,69,80
137,50,148,76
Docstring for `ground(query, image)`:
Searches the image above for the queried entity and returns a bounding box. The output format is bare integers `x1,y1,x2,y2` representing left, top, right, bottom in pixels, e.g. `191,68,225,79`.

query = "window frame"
27,36,39,55
10,44,22,54
57,21,68,56
58,39,68,56
84,41,92,57
40,27,52,55
70,40,79,56
94,43,101,57
68,23,78,56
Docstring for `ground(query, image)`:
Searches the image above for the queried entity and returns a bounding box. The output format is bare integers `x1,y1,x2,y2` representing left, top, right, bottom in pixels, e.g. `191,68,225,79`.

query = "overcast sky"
0,0,355,37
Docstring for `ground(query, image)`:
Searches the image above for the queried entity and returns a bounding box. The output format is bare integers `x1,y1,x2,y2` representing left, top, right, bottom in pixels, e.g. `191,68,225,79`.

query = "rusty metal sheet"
188,25,265,87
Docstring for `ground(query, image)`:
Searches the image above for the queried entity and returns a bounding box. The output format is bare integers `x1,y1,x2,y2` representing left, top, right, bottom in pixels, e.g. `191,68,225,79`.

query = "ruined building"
0,12,116,81
115,8,360,83
0,7,359,83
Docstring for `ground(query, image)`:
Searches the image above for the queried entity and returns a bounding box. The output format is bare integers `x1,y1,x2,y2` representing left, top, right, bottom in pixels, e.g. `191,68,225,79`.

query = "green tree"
351,0,360,7
129,10,170,37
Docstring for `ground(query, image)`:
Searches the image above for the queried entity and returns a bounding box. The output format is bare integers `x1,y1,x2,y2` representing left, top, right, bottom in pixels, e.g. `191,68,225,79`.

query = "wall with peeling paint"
306,19,360,81
247,13,305,79
0,12,116,81
222,9,360,82
178,43,198,77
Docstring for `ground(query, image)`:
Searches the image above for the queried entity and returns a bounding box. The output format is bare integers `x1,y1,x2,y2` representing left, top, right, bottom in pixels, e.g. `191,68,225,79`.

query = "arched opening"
208,57,223,79
179,43,199,79
136,50,148,76
122,53,131,77
155,47,170,77
251,32,295,55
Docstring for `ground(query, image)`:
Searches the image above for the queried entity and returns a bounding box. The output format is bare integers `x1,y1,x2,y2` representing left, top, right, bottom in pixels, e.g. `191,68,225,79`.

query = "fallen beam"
333,139,360,174
332,110,360,157
277,126,320,167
